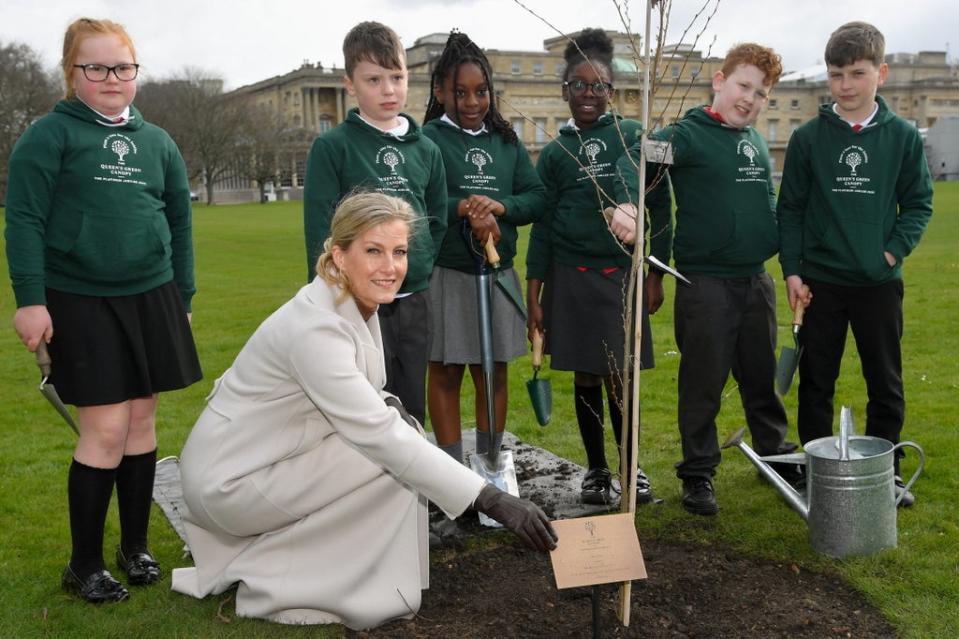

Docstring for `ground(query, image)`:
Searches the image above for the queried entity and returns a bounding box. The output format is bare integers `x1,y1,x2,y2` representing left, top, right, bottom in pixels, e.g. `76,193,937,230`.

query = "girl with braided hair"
422,31,545,465
526,28,669,505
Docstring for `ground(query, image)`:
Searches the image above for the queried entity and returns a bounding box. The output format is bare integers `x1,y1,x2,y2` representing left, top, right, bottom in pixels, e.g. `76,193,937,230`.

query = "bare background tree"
136,69,249,204
0,41,59,203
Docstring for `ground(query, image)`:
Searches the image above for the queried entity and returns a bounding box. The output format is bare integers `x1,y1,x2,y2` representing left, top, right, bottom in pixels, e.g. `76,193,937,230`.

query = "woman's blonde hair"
61,18,137,99
317,191,417,303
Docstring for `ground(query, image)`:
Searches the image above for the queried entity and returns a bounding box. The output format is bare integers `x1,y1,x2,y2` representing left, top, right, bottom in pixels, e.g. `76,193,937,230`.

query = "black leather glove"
472,484,558,553
385,396,418,429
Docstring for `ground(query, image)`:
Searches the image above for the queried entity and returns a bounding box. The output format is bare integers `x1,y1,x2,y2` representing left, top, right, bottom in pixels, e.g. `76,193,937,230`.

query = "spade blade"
775,345,800,396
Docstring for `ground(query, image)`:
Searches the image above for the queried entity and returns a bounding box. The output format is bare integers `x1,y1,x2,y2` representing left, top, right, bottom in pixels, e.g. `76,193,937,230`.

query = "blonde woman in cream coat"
171,192,556,629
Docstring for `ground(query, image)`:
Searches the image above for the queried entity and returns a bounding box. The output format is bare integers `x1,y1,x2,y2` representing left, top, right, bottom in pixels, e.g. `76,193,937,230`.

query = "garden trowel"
775,301,807,396
526,329,551,426
35,342,79,434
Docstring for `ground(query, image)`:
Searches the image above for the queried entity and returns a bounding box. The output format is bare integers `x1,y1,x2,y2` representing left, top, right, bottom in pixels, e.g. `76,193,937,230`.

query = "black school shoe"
636,467,654,504
681,478,719,516
116,547,161,586
581,467,613,505
62,565,129,603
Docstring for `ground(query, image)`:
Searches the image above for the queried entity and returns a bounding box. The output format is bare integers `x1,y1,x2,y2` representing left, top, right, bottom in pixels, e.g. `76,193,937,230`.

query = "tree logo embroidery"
581,139,607,165
839,145,869,176
102,133,138,166
737,140,759,166
471,151,488,174
376,145,406,175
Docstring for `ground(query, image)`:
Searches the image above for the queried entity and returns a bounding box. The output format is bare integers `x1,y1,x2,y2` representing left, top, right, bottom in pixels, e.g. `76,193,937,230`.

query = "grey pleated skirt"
428,266,527,365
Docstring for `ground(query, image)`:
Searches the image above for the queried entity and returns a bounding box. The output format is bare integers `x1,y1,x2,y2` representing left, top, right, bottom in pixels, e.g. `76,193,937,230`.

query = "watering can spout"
721,428,809,522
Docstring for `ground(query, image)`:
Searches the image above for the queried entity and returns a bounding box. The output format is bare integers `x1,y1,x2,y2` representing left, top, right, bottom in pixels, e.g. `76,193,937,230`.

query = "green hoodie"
527,114,668,280
303,108,447,294
422,118,545,273
777,96,933,285
5,99,195,308
639,106,780,278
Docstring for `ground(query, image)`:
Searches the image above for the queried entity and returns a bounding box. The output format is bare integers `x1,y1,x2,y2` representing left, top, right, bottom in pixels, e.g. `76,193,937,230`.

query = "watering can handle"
531,329,544,369
891,441,925,507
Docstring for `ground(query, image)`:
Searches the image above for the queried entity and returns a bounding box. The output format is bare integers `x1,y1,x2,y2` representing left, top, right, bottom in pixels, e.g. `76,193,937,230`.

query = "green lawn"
1,183,956,637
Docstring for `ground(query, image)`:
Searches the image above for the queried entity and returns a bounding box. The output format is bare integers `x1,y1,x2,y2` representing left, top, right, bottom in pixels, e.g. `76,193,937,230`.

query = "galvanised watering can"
722,407,924,558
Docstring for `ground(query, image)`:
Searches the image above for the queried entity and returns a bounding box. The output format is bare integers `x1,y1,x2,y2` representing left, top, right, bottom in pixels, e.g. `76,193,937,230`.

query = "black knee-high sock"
575,384,607,470
115,449,157,555
68,459,117,579
607,388,635,473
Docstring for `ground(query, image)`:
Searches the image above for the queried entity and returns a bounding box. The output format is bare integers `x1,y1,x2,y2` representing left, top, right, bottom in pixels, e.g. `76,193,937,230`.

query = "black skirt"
542,262,654,376
45,281,202,406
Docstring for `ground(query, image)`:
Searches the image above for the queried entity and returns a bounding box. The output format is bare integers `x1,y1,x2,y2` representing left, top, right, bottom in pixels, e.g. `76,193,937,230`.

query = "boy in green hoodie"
777,22,933,506
617,43,800,516
303,21,447,425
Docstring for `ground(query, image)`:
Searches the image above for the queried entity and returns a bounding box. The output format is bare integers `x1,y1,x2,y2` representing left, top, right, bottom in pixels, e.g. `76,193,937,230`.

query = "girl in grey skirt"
421,32,546,464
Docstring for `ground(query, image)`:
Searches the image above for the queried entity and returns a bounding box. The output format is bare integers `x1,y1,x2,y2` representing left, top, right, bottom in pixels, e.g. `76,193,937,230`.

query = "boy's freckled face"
344,60,409,130
827,60,887,122
710,64,771,128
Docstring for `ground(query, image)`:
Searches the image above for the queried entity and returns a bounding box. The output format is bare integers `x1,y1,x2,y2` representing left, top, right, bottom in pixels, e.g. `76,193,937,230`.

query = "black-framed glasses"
73,63,140,82
563,79,613,97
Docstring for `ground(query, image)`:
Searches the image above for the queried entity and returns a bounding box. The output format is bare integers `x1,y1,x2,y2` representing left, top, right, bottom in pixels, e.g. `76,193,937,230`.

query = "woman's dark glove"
385,396,418,429
472,484,558,552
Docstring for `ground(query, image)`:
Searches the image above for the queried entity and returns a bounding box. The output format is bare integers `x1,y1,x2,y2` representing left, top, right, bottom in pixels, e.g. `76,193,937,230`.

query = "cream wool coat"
171,277,486,629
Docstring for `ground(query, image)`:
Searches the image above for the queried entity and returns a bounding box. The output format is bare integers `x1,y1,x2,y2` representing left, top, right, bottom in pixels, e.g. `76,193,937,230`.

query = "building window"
511,117,525,140
319,117,332,133
767,119,779,142
555,117,568,134
533,62,543,76
768,98,778,109
790,99,800,109
690,68,699,79
789,119,801,136
671,65,680,79
555,62,566,77
511,60,521,74
534,118,547,144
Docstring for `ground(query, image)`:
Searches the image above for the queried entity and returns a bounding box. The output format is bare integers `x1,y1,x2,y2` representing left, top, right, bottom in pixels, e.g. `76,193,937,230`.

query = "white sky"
3,0,956,91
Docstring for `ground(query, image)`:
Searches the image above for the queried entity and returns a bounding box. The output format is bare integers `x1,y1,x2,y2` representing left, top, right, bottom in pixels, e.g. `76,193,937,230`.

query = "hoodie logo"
463,147,498,192
833,145,874,195
840,145,867,176
96,133,145,186
373,145,411,194
735,139,766,183
577,138,613,182
377,146,405,175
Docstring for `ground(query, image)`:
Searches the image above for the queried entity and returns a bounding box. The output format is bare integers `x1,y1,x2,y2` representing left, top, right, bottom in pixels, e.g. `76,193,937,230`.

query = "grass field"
1,183,956,638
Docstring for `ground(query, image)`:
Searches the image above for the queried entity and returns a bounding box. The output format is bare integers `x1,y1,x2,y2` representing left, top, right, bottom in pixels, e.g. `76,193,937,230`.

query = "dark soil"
353,534,896,639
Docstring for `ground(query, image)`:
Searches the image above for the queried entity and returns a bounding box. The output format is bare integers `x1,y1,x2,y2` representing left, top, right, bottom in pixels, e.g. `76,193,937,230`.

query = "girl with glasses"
526,28,669,507
5,17,201,603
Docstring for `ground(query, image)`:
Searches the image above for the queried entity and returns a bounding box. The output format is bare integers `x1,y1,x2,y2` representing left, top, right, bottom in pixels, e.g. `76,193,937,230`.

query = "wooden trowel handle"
36,341,52,378
531,329,544,368
793,285,811,326
484,235,500,269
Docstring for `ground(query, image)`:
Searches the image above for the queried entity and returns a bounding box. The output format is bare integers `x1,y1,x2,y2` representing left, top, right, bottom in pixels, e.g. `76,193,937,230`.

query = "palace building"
215,31,959,202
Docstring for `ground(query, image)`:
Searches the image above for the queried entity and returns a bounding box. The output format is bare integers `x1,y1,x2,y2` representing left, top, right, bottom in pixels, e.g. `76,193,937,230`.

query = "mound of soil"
355,538,895,638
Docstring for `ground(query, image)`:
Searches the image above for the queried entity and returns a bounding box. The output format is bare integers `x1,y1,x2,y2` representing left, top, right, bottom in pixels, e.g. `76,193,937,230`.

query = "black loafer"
681,478,719,516
581,467,613,505
894,476,916,508
62,565,129,603
116,547,161,586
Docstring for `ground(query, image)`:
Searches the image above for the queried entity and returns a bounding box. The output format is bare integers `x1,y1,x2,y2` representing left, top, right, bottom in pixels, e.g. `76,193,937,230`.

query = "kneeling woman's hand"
472,484,558,552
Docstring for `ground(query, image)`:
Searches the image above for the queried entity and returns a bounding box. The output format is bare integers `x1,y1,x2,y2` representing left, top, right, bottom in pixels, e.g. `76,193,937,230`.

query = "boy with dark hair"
616,43,799,516
777,22,933,506
303,21,447,425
